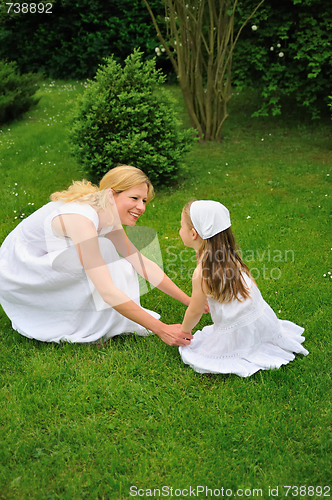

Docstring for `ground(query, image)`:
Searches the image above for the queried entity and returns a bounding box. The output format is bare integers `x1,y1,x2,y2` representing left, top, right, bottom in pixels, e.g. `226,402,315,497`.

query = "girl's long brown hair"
183,202,253,303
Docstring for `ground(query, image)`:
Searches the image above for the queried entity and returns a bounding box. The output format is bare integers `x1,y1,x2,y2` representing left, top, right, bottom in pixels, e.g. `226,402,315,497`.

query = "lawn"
0,79,331,500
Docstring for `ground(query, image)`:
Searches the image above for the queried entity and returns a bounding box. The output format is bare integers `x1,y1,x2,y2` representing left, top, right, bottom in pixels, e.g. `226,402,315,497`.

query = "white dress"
0,201,159,343
179,274,308,377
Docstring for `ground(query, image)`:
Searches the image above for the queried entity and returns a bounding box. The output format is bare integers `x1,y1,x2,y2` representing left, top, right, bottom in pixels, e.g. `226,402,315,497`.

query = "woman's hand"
156,323,193,347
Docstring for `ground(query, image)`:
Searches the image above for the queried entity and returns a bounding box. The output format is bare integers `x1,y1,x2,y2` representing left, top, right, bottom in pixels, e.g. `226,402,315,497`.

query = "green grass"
0,79,331,500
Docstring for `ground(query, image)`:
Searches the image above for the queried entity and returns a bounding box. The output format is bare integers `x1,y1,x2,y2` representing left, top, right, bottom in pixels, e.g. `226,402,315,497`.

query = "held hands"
157,323,193,347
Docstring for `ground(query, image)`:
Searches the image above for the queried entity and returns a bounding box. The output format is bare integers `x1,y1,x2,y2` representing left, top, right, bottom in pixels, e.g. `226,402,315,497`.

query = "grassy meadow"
0,79,331,500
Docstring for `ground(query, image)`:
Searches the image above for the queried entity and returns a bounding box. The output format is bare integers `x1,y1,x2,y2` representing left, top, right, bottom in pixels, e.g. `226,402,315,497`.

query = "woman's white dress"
179,274,308,377
0,201,159,343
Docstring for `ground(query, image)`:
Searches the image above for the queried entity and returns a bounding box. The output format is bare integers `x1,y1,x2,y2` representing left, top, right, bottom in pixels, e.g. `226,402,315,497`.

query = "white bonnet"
190,200,231,239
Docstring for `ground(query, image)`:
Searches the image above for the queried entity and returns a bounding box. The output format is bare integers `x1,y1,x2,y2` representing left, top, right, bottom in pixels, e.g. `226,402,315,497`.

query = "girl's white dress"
179,274,308,377
0,202,159,343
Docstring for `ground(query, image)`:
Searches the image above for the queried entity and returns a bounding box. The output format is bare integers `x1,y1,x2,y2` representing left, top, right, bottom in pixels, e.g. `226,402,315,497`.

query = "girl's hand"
157,324,193,347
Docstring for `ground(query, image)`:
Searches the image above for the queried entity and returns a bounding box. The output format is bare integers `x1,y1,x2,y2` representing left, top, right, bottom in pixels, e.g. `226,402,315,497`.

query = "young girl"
178,200,308,377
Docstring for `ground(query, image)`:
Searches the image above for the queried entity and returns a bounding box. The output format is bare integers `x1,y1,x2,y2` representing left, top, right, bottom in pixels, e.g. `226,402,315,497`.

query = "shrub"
0,0,168,79
0,60,43,124
232,0,332,119
69,50,194,186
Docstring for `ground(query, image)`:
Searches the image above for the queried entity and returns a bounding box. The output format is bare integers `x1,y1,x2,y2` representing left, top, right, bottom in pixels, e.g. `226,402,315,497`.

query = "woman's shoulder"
53,202,99,229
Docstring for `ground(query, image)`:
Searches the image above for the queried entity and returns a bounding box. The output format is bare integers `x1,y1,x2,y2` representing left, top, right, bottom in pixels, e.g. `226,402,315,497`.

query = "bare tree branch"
144,0,265,142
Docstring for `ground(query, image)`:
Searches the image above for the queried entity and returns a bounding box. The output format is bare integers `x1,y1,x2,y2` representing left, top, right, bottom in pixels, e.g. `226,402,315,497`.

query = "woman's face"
111,183,148,226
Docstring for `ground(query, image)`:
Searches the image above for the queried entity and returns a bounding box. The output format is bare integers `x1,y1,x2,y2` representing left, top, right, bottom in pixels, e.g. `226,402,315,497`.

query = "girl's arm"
52,214,193,346
181,264,207,334
106,226,191,306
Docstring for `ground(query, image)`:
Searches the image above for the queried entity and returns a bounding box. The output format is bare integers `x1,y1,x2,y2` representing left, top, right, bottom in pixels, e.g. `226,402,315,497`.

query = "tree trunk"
143,0,265,142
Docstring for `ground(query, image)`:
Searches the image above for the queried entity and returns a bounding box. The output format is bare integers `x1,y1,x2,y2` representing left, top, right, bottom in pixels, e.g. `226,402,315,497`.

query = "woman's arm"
181,264,207,334
53,214,193,346
106,226,191,306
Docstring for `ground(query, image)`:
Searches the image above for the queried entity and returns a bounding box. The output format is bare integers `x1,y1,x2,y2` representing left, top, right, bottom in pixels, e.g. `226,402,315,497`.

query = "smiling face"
112,183,148,226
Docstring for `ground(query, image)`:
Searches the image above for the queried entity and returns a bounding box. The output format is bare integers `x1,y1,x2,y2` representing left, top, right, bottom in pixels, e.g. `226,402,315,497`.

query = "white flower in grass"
279,52,284,58
277,43,281,48
252,25,258,31
247,216,251,219
270,46,274,51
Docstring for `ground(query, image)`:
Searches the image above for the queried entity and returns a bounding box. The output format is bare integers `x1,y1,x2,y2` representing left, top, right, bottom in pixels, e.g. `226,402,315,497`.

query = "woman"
0,165,193,346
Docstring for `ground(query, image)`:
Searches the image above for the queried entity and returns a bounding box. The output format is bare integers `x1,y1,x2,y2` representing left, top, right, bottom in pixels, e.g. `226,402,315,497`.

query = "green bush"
69,50,194,186
0,60,43,124
232,0,332,119
0,0,169,79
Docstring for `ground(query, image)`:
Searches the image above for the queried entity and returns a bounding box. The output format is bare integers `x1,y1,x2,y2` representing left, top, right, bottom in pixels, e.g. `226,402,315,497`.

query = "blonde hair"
183,201,253,303
50,165,154,210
